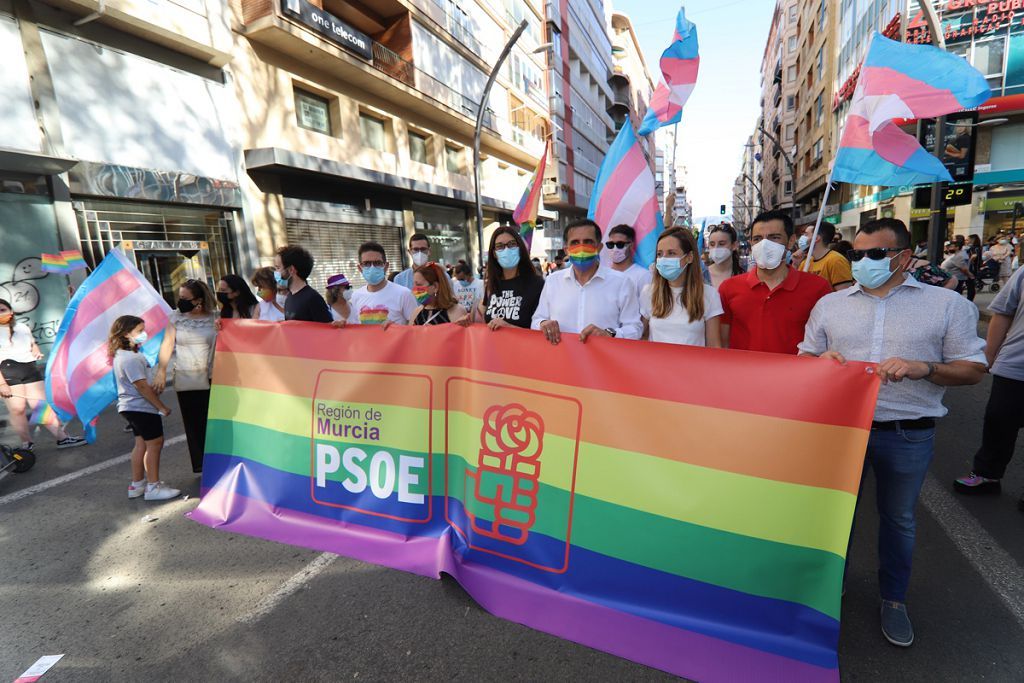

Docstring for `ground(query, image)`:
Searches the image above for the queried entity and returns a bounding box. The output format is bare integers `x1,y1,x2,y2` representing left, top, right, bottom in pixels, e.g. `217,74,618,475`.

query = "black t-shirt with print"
484,274,544,328
285,285,332,323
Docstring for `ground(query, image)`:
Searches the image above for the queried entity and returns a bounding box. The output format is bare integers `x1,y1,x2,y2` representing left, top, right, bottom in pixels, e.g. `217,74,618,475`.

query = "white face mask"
342,289,353,301
709,246,732,265
751,239,787,270
411,251,429,267
608,247,629,264
276,293,288,307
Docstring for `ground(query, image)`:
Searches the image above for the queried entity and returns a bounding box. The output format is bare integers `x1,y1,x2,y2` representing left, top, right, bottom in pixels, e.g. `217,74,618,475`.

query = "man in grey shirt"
954,263,1024,513
799,218,986,648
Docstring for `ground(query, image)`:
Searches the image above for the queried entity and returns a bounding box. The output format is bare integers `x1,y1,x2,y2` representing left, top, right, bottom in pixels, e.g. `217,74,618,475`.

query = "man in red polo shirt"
719,210,831,354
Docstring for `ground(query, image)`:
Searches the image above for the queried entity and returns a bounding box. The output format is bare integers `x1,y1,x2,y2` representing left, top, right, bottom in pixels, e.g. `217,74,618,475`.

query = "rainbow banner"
191,322,879,681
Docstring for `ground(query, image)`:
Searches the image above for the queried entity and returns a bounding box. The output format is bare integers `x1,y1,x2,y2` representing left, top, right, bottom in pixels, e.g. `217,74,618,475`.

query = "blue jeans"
856,426,935,602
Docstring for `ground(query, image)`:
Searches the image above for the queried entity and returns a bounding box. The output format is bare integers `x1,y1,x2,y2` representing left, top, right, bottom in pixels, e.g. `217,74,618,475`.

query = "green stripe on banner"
205,419,844,619
209,387,855,558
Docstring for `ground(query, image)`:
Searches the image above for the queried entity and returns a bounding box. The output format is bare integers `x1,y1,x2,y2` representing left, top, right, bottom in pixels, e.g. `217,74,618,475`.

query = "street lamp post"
474,19,529,271
920,0,948,265
741,171,766,214
758,124,797,229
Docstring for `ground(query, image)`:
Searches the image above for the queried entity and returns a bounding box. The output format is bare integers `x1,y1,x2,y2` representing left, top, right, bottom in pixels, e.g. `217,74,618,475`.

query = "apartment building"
758,2,799,217
234,0,550,289
733,134,761,232
541,0,615,244
1,0,245,344
791,0,835,228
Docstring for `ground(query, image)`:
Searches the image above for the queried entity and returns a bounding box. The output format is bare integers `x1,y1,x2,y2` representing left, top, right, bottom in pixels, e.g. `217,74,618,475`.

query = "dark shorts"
121,411,164,441
0,359,44,386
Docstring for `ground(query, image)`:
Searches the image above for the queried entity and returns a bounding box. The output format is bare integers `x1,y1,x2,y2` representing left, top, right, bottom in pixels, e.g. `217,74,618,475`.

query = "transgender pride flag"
589,118,664,268
46,249,172,442
833,33,990,187
638,7,699,136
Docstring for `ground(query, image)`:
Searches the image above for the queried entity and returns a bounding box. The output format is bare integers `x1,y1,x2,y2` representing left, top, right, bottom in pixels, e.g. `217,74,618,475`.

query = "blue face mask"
132,331,148,345
797,235,810,251
362,265,386,286
852,255,895,290
275,272,289,288
655,257,686,281
496,248,521,269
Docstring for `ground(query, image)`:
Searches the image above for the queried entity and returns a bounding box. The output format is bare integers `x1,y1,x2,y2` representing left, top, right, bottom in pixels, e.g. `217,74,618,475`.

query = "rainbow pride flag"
191,322,878,681
29,400,57,426
40,250,87,274
512,143,548,250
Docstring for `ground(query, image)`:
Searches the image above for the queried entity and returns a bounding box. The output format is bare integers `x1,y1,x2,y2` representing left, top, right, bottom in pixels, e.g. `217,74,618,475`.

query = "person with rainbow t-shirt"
342,242,417,327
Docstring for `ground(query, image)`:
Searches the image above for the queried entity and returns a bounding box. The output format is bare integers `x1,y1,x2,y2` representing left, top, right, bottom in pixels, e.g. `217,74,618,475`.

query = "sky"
609,0,775,219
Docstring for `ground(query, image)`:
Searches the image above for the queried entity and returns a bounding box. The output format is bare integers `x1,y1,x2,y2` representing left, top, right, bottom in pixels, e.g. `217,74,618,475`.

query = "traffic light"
720,204,726,215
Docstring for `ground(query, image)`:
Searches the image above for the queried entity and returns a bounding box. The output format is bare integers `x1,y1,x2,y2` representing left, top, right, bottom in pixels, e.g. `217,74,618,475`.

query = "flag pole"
802,168,836,272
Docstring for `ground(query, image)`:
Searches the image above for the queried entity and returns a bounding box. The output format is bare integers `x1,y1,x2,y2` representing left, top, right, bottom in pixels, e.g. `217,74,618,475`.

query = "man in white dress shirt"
532,219,642,344
605,224,653,292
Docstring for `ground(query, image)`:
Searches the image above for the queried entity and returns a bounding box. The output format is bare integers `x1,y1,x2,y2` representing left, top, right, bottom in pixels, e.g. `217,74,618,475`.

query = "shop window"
409,131,430,164
360,112,388,152
445,144,464,174
295,89,332,135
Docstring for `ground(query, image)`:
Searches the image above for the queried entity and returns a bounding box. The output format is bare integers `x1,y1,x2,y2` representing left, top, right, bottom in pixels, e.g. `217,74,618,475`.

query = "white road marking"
920,475,1024,630
237,552,338,624
0,434,187,507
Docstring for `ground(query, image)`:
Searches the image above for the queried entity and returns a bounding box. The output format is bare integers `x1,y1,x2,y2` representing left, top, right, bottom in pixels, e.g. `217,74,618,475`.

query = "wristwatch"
605,327,616,338
924,362,937,379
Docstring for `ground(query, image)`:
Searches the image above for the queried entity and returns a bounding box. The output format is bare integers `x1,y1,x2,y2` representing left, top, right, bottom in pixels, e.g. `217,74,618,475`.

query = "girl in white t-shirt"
641,229,724,347
0,298,86,450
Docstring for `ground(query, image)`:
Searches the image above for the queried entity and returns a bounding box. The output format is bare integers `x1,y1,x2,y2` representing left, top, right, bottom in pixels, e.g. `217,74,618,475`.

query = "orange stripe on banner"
214,351,868,494
215,320,880,430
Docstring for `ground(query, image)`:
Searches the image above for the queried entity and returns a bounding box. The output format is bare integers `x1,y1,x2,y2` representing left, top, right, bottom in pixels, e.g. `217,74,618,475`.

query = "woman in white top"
641,228,723,347
0,298,85,450
251,267,285,322
153,279,218,473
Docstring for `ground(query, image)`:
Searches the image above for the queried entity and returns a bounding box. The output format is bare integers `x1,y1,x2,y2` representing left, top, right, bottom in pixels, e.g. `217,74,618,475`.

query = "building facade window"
409,131,430,164
294,89,331,135
445,144,463,174
816,48,824,80
789,4,798,23
787,65,797,82
786,94,796,110
815,94,823,126
784,179,793,195
360,112,387,152
813,137,823,161
788,36,798,53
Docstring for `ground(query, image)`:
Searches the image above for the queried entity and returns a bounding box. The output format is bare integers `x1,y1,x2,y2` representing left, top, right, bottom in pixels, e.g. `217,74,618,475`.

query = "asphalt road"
2,366,1023,681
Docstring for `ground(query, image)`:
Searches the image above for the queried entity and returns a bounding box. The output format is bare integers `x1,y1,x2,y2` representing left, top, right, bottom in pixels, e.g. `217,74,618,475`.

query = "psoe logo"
465,403,543,545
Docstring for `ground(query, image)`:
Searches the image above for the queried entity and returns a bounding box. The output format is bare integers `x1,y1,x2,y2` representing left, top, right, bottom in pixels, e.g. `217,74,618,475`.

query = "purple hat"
326,273,350,288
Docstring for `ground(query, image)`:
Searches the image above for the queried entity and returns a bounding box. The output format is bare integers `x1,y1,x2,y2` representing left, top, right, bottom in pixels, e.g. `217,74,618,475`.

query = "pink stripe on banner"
594,146,649,228
49,268,138,414
839,115,873,151
872,121,922,167
859,66,962,116
660,56,699,84
191,486,838,682
66,303,167,400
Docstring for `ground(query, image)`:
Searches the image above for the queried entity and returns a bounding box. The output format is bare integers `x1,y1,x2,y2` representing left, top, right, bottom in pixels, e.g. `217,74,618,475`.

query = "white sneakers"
127,480,181,501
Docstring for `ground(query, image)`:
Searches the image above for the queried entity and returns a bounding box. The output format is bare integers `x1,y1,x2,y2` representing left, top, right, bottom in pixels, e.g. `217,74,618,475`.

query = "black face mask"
216,292,232,307
177,298,196,313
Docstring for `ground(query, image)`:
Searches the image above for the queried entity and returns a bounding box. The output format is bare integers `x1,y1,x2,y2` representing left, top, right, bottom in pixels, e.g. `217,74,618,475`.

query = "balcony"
238,1,541,167
608,64,630,88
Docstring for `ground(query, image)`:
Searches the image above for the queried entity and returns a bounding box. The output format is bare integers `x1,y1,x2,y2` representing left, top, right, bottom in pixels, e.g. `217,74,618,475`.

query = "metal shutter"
285,219,404,292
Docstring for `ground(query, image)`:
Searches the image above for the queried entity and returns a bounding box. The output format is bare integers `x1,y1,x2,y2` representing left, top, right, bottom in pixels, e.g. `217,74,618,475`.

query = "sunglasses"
605,241,631,249
848,247,905,262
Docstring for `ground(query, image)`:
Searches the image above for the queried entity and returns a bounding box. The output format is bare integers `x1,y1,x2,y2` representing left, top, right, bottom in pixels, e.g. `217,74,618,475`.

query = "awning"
0,148,78,175
244,147,516,212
